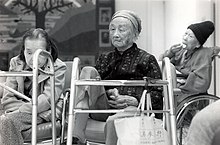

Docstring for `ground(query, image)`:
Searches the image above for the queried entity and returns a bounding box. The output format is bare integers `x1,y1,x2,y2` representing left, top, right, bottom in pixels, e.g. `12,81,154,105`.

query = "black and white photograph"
0,0,220,145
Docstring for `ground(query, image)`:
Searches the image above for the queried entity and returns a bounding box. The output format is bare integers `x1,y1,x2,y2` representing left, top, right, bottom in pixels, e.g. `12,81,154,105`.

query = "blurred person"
0,28,67,145
185,98,220,145
72,10,163,145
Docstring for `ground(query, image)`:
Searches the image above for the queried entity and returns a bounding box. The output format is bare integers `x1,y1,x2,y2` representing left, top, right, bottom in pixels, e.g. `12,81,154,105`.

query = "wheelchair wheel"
176,93,219,145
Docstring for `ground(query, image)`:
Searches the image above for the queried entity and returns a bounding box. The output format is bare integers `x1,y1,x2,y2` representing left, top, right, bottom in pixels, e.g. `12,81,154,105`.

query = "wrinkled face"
109,17,136,51
24,38,47,68
182,29,200,51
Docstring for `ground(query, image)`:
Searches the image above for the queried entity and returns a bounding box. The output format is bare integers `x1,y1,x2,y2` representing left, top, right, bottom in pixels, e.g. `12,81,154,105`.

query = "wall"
115,0,165,59
115,0,148,52
115,0,214,58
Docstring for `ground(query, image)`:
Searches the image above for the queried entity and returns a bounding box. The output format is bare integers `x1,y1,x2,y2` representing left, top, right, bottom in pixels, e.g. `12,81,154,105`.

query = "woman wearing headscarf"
72,10,163,145
160,21,219,104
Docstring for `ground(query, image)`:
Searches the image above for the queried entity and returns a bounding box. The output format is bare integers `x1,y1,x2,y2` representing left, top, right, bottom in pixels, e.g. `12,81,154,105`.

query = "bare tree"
11,0,73,29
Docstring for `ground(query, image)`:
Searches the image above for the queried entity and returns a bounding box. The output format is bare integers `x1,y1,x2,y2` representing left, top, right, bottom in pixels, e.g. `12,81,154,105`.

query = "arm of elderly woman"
159,44,183,61
179,48,213,94
107,88,138,109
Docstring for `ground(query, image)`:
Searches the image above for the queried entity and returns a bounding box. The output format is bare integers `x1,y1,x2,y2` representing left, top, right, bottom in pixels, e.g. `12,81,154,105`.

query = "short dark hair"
19,28,58,62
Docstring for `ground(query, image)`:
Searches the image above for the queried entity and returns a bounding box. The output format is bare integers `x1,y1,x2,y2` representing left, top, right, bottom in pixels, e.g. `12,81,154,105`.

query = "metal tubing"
32,49,55,145
66,57,177,145
0,49,55,145
67,57,80,145
0,71,33,77
164,57,177,145
162,58,171,143
75,79,168,86
0,83,31,101
74,109,170,114
49,59,56,145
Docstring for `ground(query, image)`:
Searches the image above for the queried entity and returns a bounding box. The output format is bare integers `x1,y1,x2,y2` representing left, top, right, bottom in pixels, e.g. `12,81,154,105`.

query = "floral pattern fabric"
95,43,163,110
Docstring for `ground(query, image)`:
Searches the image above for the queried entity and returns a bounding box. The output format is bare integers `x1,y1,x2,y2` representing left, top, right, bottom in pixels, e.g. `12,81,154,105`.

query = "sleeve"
160,47,185,66
95,54,108,77
95,53,114,80
179,51,212,94
19,61,67,114
160,49,175,60
1,57,24,112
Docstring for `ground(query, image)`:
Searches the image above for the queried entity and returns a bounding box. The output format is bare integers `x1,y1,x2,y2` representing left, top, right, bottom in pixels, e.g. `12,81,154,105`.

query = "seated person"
0,28,67,145
72,10,163,145
160,21,217,104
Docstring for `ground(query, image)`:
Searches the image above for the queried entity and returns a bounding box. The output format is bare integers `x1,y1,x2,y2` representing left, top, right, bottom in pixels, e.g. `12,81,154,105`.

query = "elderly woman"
72,10,163,145
160,21,217,104
0,28,66,145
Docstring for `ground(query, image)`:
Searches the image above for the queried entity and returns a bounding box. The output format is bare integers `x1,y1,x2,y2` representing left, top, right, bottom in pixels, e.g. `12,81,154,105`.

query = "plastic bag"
114,90,170,145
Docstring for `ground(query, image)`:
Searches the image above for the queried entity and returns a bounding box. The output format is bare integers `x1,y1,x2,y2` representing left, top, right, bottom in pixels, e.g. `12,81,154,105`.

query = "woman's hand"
106,88,119,100
159,43,184,61
170,43,183,54
108,94,138,109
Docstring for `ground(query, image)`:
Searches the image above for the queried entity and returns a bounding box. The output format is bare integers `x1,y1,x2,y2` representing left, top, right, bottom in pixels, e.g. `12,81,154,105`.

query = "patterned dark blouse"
95,43,163,110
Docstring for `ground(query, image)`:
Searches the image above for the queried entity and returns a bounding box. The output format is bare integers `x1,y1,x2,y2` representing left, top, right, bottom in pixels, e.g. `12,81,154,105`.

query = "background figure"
72,10,163,145
160,21,217,104
0,28,66,145
185,99,220,145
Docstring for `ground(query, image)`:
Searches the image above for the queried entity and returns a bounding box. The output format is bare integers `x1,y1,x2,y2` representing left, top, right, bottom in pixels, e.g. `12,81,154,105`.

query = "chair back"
64,61,73,90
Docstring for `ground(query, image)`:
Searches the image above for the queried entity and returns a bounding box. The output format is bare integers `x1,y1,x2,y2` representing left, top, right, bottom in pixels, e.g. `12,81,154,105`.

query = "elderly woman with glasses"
72,10,163,145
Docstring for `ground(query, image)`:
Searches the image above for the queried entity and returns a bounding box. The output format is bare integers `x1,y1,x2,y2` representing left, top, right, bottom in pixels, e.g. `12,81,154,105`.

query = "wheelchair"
176,93,219,145
175,54,220,145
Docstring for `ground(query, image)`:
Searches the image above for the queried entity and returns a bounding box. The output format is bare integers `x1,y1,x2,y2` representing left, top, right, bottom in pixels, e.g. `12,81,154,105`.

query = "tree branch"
44,0,73,14
12,0,38,13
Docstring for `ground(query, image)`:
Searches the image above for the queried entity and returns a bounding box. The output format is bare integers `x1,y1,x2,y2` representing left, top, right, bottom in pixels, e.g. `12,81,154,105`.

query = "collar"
114,43,137,56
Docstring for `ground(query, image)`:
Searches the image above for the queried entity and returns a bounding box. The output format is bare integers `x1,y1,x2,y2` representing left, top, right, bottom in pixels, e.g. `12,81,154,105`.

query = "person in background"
0,28,67,145
159,21,219,104
72,10,163,145
185,97,220,145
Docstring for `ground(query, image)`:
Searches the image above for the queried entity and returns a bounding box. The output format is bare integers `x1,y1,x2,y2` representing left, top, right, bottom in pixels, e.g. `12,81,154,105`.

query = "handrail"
66,57,177,145
0,49,56,145
75,79,168,86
